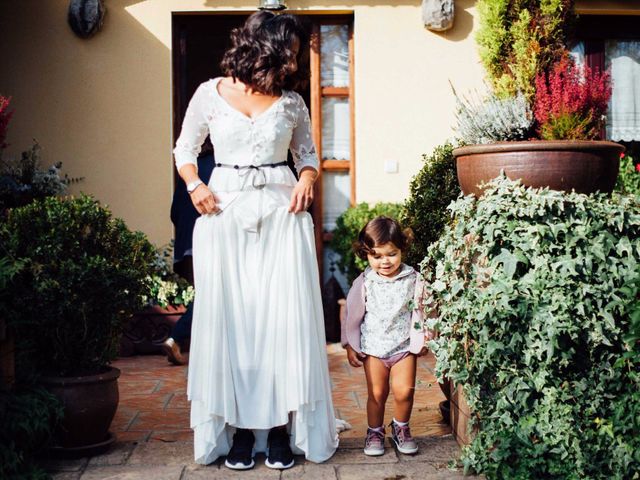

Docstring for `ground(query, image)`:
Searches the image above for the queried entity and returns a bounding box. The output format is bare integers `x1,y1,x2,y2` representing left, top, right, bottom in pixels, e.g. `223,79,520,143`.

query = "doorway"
171,12,355,288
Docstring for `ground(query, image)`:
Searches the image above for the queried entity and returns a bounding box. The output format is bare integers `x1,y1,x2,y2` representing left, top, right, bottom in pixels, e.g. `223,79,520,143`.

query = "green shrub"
422,177,640,479
329,202,404,284
0,386,62,480
1,195,156,377
615,153,640,197
0,257,58,479
402,142,460,268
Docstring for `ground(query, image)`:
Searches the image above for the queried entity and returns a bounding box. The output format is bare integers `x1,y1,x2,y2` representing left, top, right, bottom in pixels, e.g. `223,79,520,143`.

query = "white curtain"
322,171,350,231
321,98,351,160
569,41,585,69
606,41,640,141
321,25,349,88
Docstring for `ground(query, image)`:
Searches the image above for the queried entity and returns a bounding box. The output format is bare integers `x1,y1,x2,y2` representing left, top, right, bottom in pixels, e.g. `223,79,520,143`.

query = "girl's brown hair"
220,11,310,96
353,216,414,260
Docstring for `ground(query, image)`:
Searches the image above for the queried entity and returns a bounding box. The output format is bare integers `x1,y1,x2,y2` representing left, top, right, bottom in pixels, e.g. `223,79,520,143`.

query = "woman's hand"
190,184,219,215
289,168,316,214
346,345,367,368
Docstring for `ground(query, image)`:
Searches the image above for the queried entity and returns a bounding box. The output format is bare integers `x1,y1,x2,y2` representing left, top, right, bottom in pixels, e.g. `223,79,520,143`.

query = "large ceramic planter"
41,366,120,455
454,140,624,197
120,305,186,356
449,382,477,446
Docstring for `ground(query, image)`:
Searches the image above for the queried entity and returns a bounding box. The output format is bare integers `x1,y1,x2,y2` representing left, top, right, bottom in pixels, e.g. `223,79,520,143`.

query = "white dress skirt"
173,78,339,465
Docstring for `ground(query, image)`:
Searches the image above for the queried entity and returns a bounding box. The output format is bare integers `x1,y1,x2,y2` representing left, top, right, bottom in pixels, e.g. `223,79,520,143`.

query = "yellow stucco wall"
0,1,637,245
0,1,483,245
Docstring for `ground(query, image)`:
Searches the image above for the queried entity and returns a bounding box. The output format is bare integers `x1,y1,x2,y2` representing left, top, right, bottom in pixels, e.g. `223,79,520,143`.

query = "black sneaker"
224,428,255,470
265,427,294,469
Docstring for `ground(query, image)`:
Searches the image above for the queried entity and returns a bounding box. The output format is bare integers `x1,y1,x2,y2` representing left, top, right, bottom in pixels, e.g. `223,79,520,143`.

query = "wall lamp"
259,0,287,10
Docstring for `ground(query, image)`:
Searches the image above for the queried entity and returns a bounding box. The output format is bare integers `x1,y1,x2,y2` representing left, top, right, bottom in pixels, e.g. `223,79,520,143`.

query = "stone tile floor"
46,344,481,479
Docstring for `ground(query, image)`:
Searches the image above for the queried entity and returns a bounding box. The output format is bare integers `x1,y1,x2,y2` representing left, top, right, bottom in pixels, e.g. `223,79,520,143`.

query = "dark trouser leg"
170,302,193,344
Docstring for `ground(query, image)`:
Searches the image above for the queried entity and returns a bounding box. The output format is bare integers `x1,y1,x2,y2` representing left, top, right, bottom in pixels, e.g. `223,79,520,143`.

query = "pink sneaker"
363,427,385,456
390,421,418,454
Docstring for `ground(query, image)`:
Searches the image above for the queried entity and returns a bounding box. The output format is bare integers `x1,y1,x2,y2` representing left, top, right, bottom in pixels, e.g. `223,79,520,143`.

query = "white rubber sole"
363,448,385,456
224,458,255,470
265,458,295,469
391,437,418,455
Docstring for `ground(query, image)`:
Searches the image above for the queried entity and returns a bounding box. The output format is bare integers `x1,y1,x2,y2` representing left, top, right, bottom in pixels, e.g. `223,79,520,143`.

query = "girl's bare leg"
389,354,417,423
363,356,390,427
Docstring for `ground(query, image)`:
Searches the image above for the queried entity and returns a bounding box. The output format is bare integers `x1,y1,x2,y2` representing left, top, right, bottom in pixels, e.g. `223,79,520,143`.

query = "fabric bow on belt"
214,161,290,233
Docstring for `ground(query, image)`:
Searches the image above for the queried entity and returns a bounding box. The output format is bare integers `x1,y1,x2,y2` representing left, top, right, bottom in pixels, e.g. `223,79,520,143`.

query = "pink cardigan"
340,268,426,355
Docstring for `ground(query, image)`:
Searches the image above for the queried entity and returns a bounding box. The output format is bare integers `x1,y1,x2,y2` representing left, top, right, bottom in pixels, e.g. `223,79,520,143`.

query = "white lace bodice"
173,77,319,193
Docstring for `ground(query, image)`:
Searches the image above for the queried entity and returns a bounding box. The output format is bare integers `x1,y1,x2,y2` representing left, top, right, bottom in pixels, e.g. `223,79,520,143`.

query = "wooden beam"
348,22,356,206
323,159,350,171
322,87,349,97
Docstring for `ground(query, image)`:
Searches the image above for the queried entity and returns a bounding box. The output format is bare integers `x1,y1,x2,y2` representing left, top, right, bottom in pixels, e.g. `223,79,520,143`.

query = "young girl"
341,216,427,456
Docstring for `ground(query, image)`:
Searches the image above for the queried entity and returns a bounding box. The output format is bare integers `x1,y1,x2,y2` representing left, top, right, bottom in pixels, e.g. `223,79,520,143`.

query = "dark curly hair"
354,216,414,260
220,11,310,96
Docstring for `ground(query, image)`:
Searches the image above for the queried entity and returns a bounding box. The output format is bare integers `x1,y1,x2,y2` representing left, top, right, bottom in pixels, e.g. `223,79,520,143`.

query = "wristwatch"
187,180,204,194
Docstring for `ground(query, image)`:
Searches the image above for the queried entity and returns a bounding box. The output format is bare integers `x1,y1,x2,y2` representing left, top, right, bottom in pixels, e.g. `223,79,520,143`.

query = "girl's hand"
417,346,428,357
190,184,219,215
289,167,317,214
346,345,367,368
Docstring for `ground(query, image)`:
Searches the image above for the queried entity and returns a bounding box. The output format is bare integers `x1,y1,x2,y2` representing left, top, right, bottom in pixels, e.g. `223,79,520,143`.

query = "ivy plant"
422,177,640,479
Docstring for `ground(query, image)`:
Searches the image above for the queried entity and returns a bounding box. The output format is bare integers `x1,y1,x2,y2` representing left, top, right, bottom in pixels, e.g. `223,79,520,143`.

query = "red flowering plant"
534,57,612,140
0,95,13,156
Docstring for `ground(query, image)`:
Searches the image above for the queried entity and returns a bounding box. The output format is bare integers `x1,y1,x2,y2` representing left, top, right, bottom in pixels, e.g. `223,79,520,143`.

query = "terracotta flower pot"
41,366,120,454
454,140,624,197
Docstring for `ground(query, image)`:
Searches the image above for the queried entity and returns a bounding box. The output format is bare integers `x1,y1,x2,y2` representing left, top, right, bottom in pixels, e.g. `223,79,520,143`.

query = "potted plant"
120,244,194,356
452,0,623,197
0,195,156,454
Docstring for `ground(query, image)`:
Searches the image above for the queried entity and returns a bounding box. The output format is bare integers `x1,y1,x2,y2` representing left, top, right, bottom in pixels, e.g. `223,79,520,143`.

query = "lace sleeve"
289,93,319,175
173,83,210,173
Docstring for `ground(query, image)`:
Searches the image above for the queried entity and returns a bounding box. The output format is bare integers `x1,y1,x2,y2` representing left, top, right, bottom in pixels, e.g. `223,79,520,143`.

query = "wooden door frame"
308,15,356,271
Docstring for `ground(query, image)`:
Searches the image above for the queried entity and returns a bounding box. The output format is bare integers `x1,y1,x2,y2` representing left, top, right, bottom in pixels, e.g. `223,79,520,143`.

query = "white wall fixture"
422,0,454,32
259,0,287,10
384,160,399,174
68,0,106,38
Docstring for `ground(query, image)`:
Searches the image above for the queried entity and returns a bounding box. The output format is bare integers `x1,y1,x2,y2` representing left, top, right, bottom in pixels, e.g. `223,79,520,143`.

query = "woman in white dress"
172,11,338,470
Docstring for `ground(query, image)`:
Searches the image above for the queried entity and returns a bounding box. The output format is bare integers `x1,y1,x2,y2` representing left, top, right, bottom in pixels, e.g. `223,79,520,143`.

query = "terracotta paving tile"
111,408,139,431
149,430,194,442
115,430,151,442
128,410,190,431
165,393,190,409
111,344,450,448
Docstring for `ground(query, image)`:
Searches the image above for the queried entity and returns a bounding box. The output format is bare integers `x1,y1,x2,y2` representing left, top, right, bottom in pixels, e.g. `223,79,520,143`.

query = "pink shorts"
378,351,412,369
